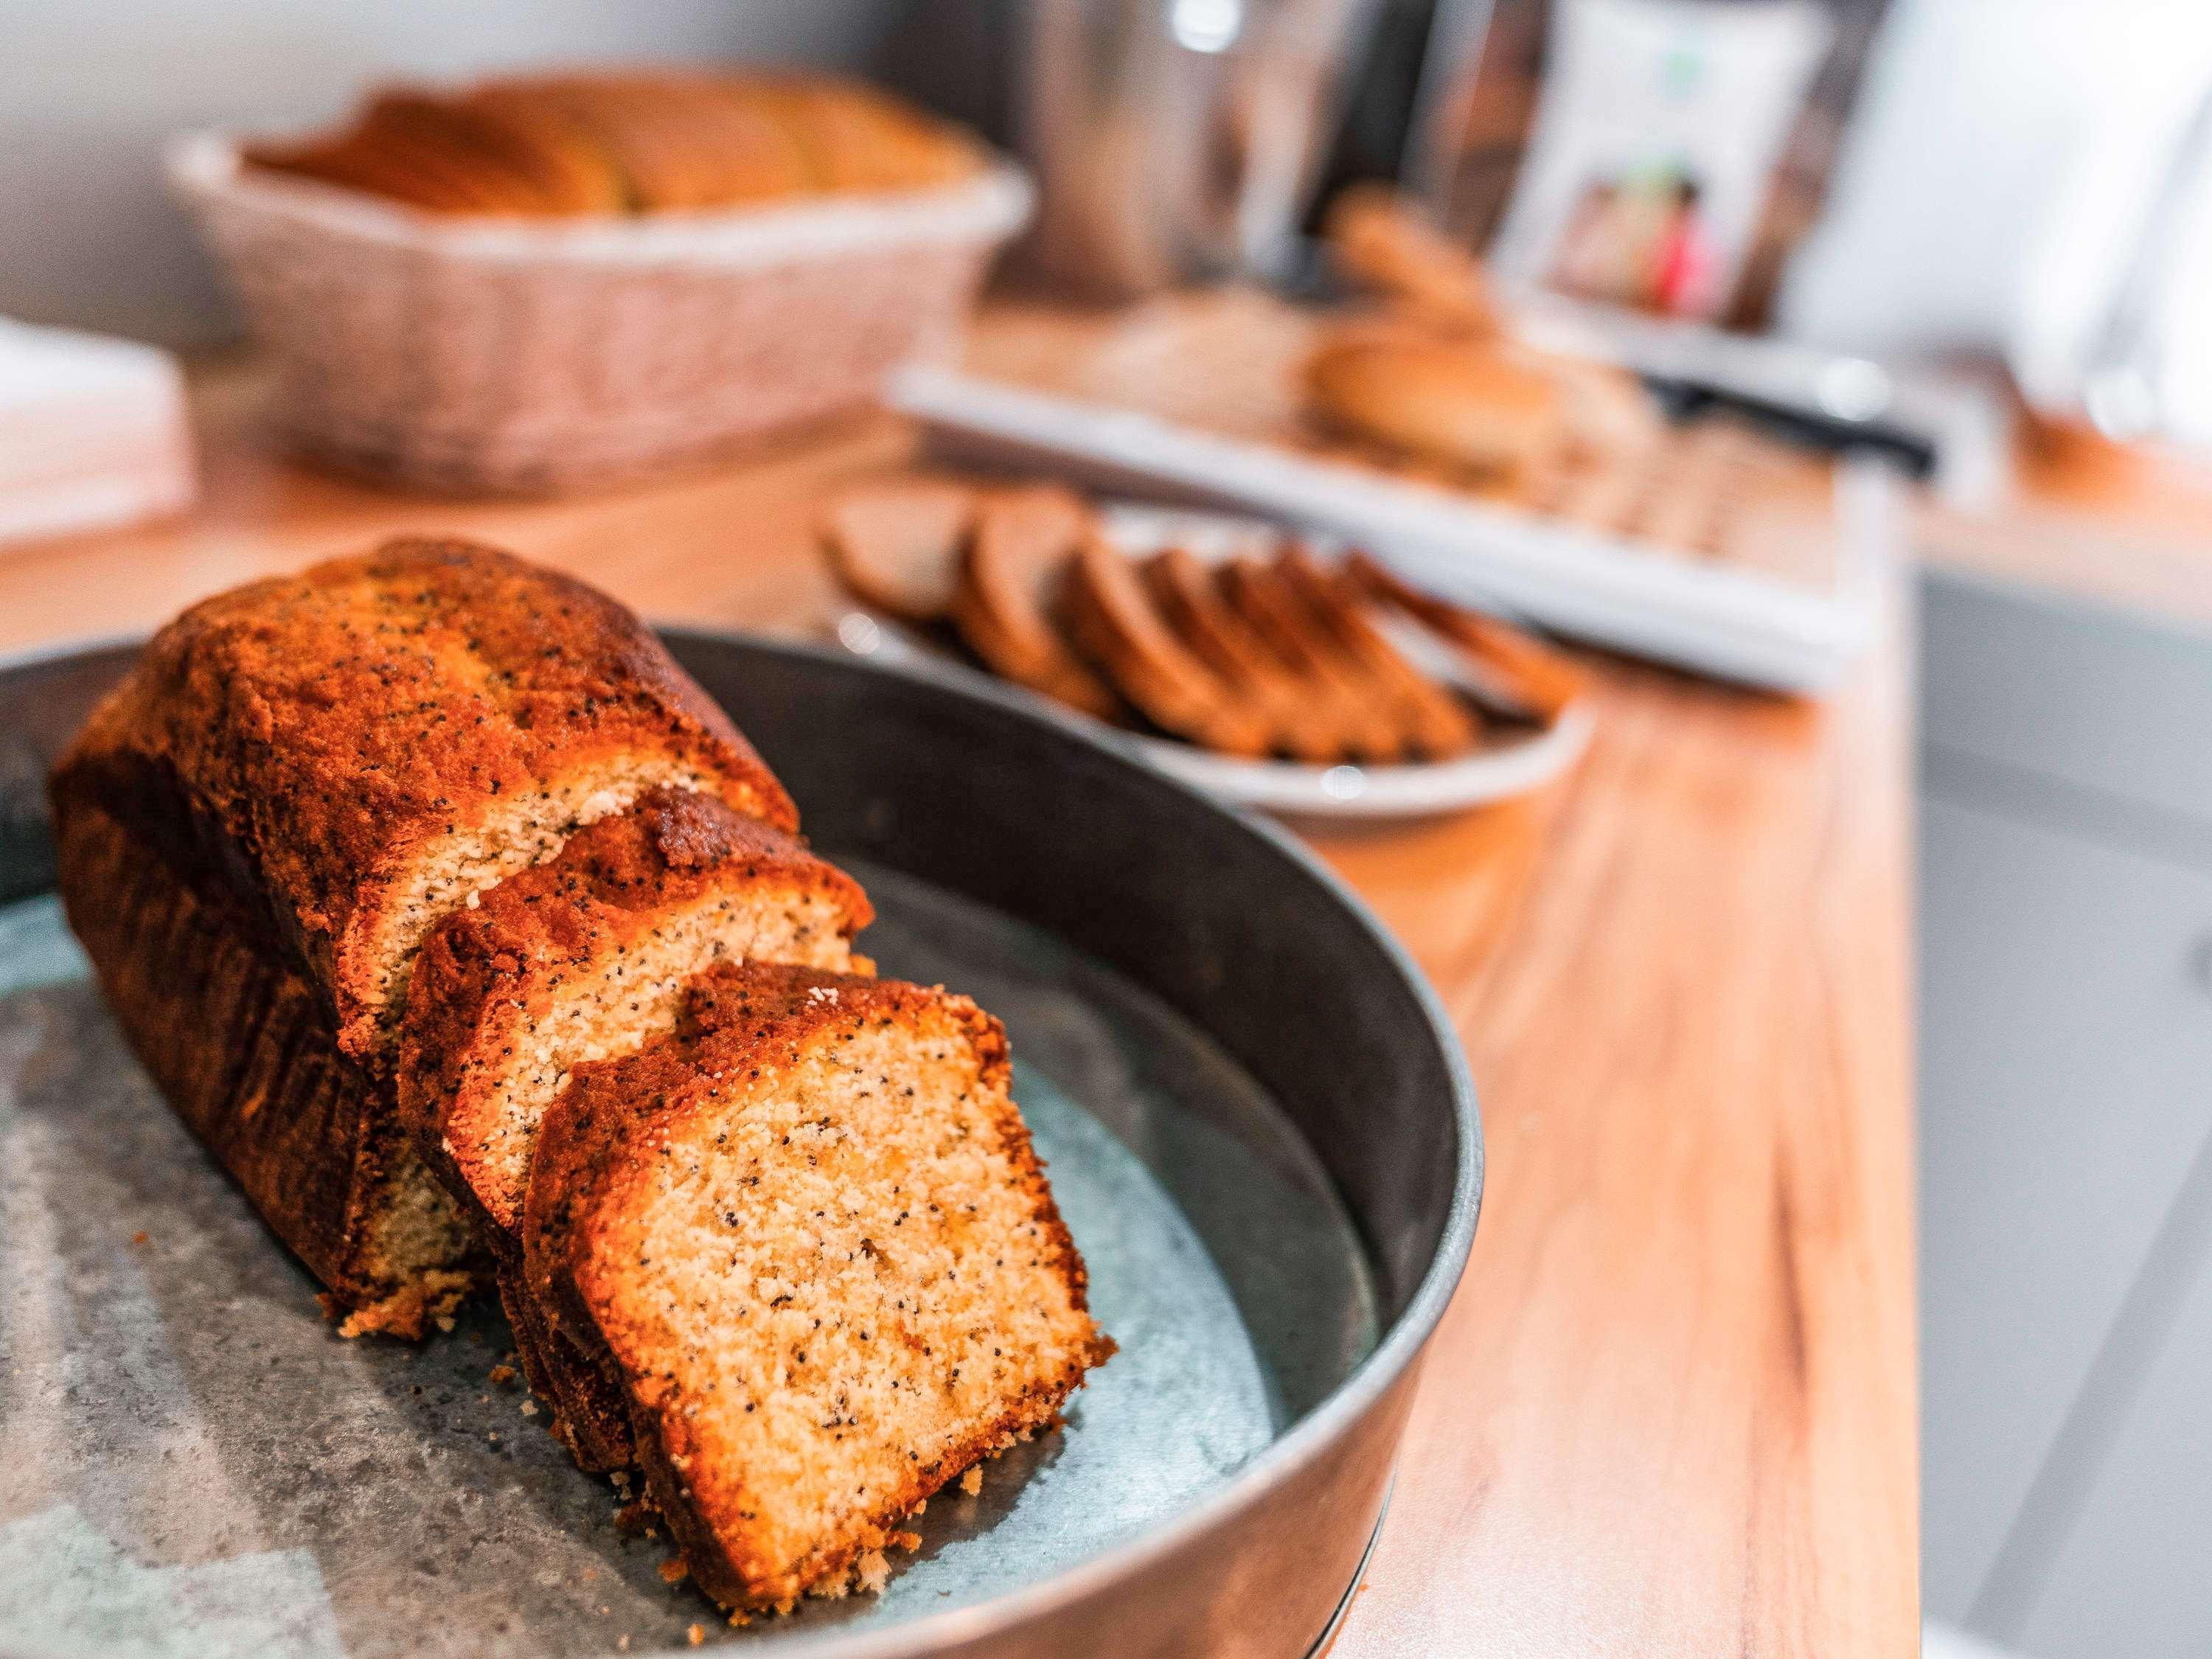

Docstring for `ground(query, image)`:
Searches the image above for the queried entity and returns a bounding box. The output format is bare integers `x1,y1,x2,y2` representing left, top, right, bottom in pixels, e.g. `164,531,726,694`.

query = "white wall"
1776,0,2212,364
0,0,903,345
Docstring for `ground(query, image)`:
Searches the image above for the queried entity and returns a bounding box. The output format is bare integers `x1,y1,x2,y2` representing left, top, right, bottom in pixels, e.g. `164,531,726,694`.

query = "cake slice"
397,785,872,1252
397,786,872,1465
524,961,1110,1611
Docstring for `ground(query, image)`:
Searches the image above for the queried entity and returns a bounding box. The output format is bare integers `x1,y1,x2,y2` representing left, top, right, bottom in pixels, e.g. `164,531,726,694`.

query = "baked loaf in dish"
245,70,985,218
525,960,1111,1612
51,537,794,1332
52,539,1110,1607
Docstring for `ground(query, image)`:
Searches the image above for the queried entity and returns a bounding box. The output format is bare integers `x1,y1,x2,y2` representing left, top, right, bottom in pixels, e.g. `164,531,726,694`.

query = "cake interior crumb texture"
542,968,1110,1610
448,880,863,1239
368,759,725,1040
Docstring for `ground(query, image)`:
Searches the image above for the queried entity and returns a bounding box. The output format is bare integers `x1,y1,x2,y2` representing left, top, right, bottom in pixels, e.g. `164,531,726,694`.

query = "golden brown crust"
738,76,985,195
448,87,632,213
397,785,872,1248
247,88,633,216
820,475,978,624
244,131,509,215
498,1263,638,1471
493,75,814,212
524,961,1105,1611
49,791,481,1337
1064,535,1271,756
1343,551,1588,720
246,91,524,215
360,92,602,215
243,70,984,217
950,488,1122,721
58,537,796,1061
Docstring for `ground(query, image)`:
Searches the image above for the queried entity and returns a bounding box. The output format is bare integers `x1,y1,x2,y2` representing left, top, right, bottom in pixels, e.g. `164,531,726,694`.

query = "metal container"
1020,0,1379,297
0,633,1481,1658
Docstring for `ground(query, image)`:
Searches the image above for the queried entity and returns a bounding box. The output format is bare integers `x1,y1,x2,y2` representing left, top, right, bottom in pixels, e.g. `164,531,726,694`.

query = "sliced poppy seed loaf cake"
524,960,1111,1611
55,541,1110,1609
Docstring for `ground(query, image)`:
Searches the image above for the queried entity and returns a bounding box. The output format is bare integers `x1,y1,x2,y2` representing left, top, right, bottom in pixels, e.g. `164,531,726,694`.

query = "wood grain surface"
1315,630,1917,1656
1904,405,2212,633
0,344,1919,1656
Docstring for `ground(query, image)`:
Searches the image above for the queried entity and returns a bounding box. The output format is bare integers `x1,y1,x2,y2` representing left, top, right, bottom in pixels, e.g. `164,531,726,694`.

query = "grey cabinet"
1919,568,2212,1646
2011,1237,2212,1658
1919,793,2212,1622
1924,571,2212,832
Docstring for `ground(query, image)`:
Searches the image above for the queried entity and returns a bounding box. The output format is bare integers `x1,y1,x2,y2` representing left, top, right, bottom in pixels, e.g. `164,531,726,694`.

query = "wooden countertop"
0,355,1919,1656
1918,417,2212,629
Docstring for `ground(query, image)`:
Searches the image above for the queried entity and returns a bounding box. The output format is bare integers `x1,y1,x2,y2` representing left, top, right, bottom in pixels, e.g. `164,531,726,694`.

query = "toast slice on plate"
950,486,1121,720
1065,534,1271,756
1274,548,1479,759
820,475,976,625
1141,547,1343,762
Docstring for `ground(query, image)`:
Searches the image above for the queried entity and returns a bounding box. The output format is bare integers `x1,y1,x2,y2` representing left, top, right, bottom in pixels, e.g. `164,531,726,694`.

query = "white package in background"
1486,0,1831,319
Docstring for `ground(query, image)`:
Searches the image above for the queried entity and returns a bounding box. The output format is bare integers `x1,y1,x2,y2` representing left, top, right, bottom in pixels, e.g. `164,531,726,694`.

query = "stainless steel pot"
1019,0,1380,297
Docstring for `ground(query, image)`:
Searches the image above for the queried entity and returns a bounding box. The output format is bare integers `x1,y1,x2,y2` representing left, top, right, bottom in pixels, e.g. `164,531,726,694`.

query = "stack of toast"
48,539,1110,1613
245,69,984,217
824,475,1586,763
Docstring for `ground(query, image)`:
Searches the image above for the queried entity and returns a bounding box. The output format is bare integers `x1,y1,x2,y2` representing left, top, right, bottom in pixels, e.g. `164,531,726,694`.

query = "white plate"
828,504,1594,821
